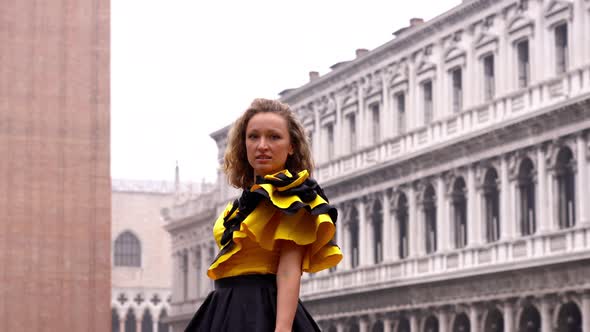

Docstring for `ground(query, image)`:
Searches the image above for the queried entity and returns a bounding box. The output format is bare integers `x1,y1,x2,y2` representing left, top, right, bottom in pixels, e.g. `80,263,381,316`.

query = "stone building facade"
111,172,214,332
0,0,110,331
165,0,590,331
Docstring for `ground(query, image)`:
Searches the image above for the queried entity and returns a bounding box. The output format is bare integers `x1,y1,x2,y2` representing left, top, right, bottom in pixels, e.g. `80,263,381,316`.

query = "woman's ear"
288,144,294,155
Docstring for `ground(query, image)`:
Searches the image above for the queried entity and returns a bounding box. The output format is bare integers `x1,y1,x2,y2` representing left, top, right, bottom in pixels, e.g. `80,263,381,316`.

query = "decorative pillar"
439,310,448,332
468,165,478,246
172,253,181,302
358,199,368,266
382,193,393,261
199,246,208,297
384,317,393,332
360,316,369,332
391,195,400,261
382,73,391,140
500,156,511,240
345,223,352,270
537,145,549,232
153,319,159,332
470,306,480,332
119,311,125,332
367,200,376,265
582,292,590,332
358,82,367,148
410,313,419,332
437,177,448,251
504,302,514,332
334,94,343,157
407,62,417,131
540,297,552,332
409,185,418,258
136,311,142,332
188,248,198,300
576,133,589,224
572,0,585,68
337,321,346,332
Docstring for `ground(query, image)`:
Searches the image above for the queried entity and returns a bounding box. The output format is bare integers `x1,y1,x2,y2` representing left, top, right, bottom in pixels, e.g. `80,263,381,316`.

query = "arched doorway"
453,313,470,332
141,308,153,332
557,302,582,332
519,305,541,332
484,308,504,332
424,315,439,332
125,308,137,332
112,308,120,332
158,309,169,332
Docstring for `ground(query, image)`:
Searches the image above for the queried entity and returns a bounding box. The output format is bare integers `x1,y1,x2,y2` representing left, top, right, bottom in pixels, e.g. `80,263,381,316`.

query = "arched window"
112,308,120,332
349,207,360,269
518,159,536,236
372,200,383,264
453,313,470,332
398,317,411,332
158,309,169,332
484,308,504,332
396,194,409,259
114,231,141,267
484,168,501,242
125,308,137,332
424,315,440,332
141,308,153,332
519,305,541,332
555,148,576,229
423,185,437,253
452,178,467,248
557,302,582,332
372,320,385,332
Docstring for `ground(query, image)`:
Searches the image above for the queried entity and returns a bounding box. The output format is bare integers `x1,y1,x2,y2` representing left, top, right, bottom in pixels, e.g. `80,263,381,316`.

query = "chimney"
355,48,369,58
309,71,320,82
410,18,424,27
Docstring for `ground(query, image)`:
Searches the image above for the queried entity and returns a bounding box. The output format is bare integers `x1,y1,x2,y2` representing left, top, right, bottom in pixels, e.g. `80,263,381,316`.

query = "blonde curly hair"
223,98,314,189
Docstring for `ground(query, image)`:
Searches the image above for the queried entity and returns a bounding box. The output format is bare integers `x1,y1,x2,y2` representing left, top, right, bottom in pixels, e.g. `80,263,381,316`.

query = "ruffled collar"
214,169,337,261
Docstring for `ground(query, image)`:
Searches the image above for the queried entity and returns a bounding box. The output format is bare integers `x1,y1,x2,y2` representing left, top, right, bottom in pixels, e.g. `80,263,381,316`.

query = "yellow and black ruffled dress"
184,169,342,332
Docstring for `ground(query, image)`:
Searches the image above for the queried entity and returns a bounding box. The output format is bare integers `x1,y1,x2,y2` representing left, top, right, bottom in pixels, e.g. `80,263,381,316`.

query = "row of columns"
172,242,215,302
308,0,589,165
320,292,590,332
334,136,589,270
112,308,170,332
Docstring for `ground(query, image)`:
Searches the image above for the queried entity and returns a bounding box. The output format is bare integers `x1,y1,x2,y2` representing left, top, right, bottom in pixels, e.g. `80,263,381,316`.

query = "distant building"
165,0,590,331
0,0,110,331
111,167,214,332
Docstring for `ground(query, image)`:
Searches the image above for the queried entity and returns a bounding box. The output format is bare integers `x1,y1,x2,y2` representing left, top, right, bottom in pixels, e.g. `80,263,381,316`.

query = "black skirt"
184,274,321,332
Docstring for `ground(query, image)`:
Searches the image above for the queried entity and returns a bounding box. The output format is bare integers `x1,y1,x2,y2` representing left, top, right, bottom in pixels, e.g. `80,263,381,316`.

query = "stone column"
119,318,125,332
439,310,448,332
416,204,425,256
384,317,393,332
410,313,419,332
407,62,417,131
345,223,352,270
500,156,511,240
313,106,321,162
188,248,198,300
504,302,514,332
358,82,367,148
582,292,590,332
153,319,158,332
470,306,480,332
540,297,552,332
136,312,142,332
360,316,369,332
576,133,588,224
572,0,585,68
367,202,376,265
336,321,345,332
199,246,208,297
537,145,549,232
468,166,478,246
437,177,448,251
334,95,343,158
172,253,181,302
382,193,393,261
358,199,368,266
382,73,391,140
409,186,418,258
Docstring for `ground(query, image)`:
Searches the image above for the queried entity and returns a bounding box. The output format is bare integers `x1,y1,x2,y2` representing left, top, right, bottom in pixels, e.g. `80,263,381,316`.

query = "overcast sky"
111,0,460,183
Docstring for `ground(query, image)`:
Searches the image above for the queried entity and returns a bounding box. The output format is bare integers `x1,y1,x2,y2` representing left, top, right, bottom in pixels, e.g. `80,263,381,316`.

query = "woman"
185,98,342,332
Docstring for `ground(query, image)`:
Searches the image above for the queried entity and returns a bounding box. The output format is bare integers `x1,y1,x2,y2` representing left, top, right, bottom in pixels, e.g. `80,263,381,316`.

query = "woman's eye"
271,135,280,140
247,134,258,139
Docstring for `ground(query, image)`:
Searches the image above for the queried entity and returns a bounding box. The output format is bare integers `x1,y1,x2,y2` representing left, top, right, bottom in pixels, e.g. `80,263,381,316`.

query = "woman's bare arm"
275,240,305,332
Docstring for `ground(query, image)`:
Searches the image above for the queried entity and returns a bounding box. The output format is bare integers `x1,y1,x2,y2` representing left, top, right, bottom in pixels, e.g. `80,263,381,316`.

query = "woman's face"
245,112,293,177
